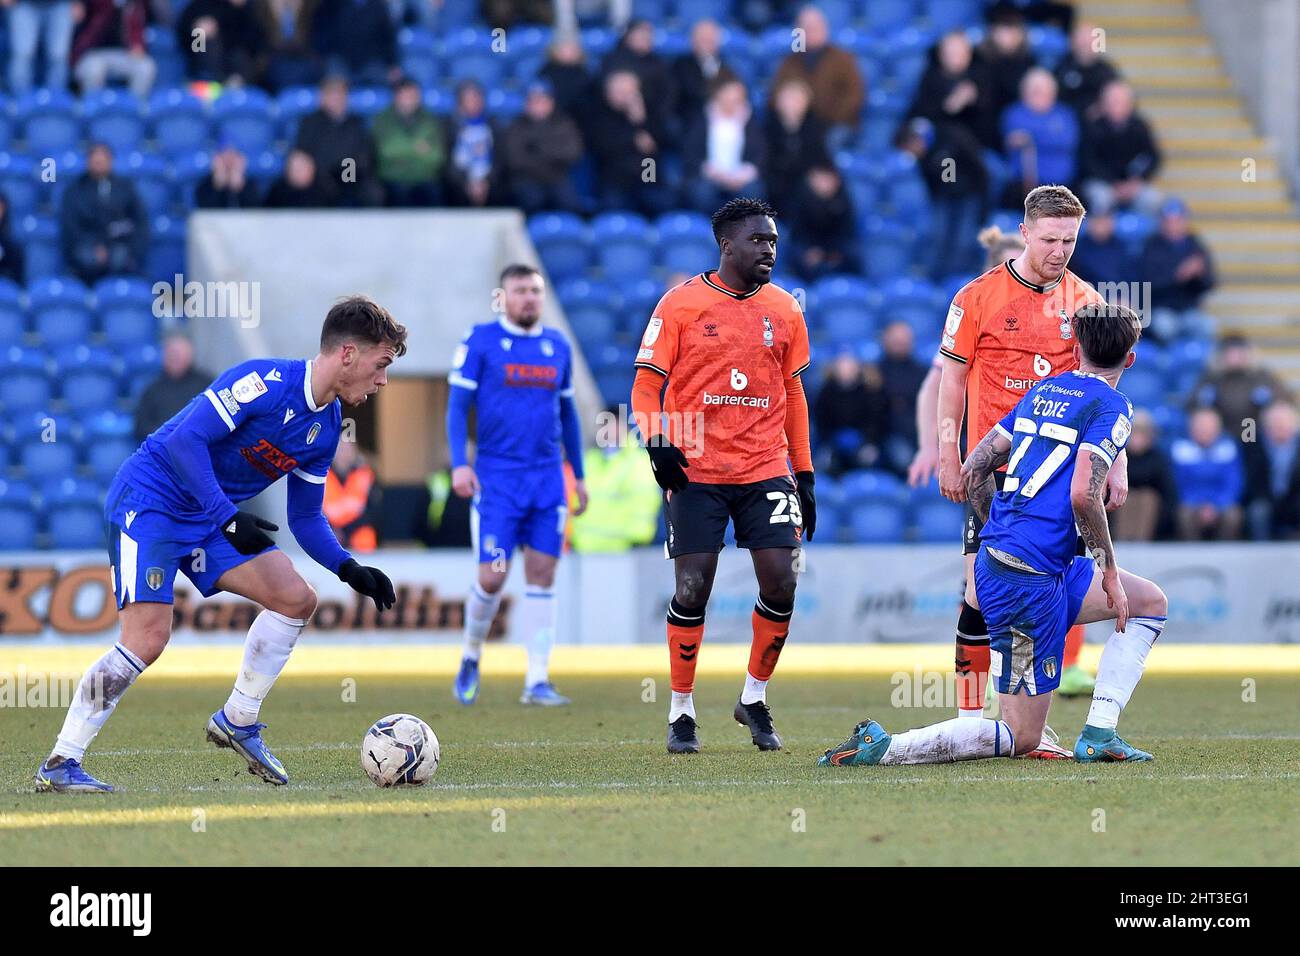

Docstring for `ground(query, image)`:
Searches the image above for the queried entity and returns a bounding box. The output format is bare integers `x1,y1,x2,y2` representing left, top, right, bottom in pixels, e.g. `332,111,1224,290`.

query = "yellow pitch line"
1,644,1296,677
0,793,627,831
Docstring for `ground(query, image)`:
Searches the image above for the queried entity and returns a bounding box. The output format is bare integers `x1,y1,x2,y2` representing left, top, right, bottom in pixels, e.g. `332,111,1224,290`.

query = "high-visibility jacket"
324,464,378,552
570,443,662,553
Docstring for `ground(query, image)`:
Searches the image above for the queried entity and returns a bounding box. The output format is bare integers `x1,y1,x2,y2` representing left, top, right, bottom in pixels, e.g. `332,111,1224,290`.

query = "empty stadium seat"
149,90,212,154
146,215,186,282
86,437,135,483
911,497,964,543
62,368,120,414
15,214,61,279
655,210,716,275
0,479,38,508
117,151,173,217
42,477,103,509
847,499,907,543
0,153,40,217
592,212,655,280
47,504,105,549
29,276,92,346
528,213,590,280
0,280,26,340
0,346,52,413
212,89,278,155
16,89,80,154
20,438,77,476
0,504,38,549
84,89,147,154
443,29,509,86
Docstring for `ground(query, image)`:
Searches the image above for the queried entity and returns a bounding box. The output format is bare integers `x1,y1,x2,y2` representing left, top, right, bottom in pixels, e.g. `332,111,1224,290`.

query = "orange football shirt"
634,272,811,484
940,259,1103,451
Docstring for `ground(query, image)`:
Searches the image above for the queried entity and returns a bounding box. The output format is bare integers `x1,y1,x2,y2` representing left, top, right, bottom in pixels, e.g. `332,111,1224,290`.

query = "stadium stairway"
1080,0,1300,388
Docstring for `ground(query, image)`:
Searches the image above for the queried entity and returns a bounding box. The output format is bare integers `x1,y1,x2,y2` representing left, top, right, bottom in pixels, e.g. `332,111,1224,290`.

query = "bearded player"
36,297,404,791
936,186,1128,758
631,198,815,755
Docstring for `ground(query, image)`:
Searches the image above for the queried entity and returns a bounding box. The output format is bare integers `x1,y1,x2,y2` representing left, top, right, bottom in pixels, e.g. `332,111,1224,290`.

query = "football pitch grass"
2,645,1297,866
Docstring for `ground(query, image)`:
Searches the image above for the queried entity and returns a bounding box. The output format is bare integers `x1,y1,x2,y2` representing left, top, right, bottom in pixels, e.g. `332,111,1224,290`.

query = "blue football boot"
519,681,571,706
206,710,288,784
817,718,893,767
1073,724,1154,762
34,757,114,793
453,657,481,706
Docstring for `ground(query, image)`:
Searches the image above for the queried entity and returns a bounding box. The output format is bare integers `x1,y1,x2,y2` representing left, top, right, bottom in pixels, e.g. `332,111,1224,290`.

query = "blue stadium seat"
117,151,172,217
925,0,982,27
78,407,135,441
47,504,105,549
812,275,876,341
847,499,907,543
83,89,147,155
1027,26,1070,67
276,86,319,141
102,303,159,347
567,305,616,342
117,342,162,397
655,210,715,275
86,437,135,482
16,89,80,154
401,48,441,87
671,0,731,23
28,276,91,346
349,87,392,118
15,214,61,279
616,276,663,333
0,97,13,150
839,468,907,504
51,343,116,378
592,212,654,280
146,215,186,282
62,369,121,414
0,279,27,340
20,437,77,475
0,348,51,416
443,29,508,87
863,0,914,32
595,366,635,408
504,24,551,82
8,410,74,445
212,89,278,155
1120,367,1165,410
0,479,39,509
528,212,590,280
0,152,40,217
0,504,38,549
170,148,213,205
148,90,212,154
861,224,915,282
42,476,103,509
579,27,618,59
484,88,524,119
911,496,964,543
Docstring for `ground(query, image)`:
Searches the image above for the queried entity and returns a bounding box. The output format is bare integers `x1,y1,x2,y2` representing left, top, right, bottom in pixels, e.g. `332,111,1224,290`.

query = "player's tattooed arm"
1071,450,1117,576
961,429,1011,523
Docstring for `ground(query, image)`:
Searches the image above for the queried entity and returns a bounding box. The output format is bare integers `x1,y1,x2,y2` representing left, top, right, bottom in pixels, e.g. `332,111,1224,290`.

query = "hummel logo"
284,408,295,424
265,369,283,382
124,510,136,528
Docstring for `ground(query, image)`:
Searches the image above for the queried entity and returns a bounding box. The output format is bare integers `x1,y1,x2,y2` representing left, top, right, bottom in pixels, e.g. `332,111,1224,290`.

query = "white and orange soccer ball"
360,714,440,787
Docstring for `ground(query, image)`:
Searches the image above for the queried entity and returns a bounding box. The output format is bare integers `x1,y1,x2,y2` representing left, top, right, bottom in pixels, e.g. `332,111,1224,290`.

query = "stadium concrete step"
1082,0,1300,379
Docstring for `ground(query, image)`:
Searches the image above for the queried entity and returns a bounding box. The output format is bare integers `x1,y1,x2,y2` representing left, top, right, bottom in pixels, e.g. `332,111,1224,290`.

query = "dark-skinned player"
630,198,815,754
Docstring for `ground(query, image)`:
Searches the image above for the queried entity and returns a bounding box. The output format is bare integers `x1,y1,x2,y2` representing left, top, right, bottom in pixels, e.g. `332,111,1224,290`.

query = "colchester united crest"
146,567,164,591
1043,657,1058,681
307,423,321,444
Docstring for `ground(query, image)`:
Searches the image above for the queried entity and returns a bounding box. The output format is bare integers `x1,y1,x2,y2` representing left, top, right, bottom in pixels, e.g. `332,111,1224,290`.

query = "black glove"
795,471,816,542
220,511,278,555
338,557,396,611
646,437,690,493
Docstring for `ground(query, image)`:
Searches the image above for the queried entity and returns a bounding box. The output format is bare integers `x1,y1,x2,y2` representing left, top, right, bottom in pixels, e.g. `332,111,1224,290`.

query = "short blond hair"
1024,184,1085,223
977,225,1024,269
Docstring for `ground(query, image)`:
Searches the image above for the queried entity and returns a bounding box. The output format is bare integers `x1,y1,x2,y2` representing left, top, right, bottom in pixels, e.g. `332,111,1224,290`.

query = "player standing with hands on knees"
446,264,588,708
820,303,1167,767
37,297,405,792
936,188,1127,755
631,198,815,754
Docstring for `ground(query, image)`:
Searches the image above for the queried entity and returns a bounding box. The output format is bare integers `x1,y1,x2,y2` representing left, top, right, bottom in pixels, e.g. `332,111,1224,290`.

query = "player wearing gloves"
36,296,406,792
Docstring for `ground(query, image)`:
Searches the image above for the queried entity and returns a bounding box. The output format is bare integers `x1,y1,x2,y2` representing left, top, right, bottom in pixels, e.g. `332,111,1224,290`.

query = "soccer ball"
360,714,440,787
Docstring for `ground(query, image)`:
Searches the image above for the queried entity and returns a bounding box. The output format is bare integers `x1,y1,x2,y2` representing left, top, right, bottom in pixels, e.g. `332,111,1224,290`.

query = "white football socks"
740,673,767,705
1087,616,1166,730
669,691,696,722
462,583,502,662
522,586,557,688
223,610,305,727
51,643,146,762
881,717,1014,765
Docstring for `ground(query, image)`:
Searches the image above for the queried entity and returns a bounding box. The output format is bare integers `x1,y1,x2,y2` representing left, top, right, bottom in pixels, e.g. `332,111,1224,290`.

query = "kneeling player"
820,304,1167,767
36,297,404,792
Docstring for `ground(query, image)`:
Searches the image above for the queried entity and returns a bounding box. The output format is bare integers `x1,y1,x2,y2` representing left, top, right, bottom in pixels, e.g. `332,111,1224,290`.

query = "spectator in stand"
262,0,324,91
324,440,381,552
444,79,503,208
1054,20,1121,121
176,0,272,86
1142,197,1216,342
786,164,856,281
896,116,988,279
1069,197,1131,289
976,5,1035,128
72,0,157,97
1190,334,1294,441
602,18,677,135
501,79,584,214
1000,68,1079,207
0,192,26,284
263,148,330,206
133,333,214,442
195,141,262,208
1080,80,1161,215
6,0,78,94
682,77,765,214
1110,409,1178,541
673,18,736,121
1172,406,1244,540
764,77,831,215
540,33,592,119
481,0,553,30
910,30,996,149
878,320,928,475
814,350,889,476
59,143,148,283
372,74,445,207
769,4,864,144
586,69,672,216
294,74,384,206
1245,400,1300,539
311,0,397,86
